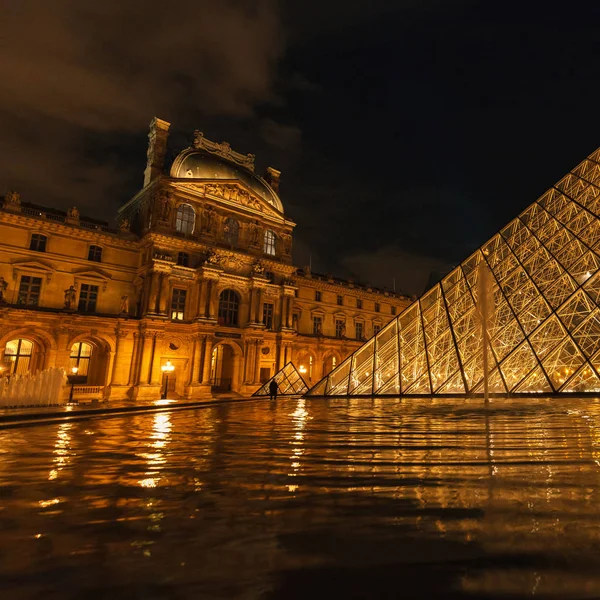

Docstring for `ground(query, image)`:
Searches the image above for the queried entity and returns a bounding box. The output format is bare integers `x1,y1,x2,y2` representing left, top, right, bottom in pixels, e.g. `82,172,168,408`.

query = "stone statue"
292,313,299,330
67,206,79,219
249,220,261,246
203,205,215,233
118,218,130,232
120,295,129,314
64,285,77,310
157,190,172,221
0,276,7,304
282,233,292,255
252,261,265,276
205,249,221,265
4,190,21,206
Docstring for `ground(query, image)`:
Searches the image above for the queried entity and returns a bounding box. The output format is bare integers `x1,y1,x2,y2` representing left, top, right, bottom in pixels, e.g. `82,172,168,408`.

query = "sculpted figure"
67,206,79,219
120,295,129,314
249,220,261,246
64,285,77,310
0,276,7,304
205,249,220,265
118,218,130,232
203,205,215,232
5,190,21,206
157,190,172,221
252,261,265,275
282,233,292,255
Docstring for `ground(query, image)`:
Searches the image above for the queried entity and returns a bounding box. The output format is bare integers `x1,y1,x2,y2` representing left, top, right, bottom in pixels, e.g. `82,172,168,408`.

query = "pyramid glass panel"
252,362,309,397
306,146,600,396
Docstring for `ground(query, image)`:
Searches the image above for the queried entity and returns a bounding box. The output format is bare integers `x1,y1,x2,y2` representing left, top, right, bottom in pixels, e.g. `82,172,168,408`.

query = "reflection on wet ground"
2,397,600,598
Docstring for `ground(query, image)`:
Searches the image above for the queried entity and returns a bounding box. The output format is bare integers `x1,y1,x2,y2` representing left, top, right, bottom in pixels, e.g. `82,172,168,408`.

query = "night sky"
1,0,599,295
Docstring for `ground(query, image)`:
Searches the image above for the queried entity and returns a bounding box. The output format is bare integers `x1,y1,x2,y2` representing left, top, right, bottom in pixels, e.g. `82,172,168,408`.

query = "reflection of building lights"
298,365,307,374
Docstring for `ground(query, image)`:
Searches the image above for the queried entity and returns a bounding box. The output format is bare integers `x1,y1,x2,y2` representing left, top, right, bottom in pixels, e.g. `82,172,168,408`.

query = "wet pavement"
2,397,600,599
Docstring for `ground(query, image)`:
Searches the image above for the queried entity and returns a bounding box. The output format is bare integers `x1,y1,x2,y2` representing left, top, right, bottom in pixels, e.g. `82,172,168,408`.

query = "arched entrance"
323,354,339,377
211,343,235,392
69,340,110,385
296,350,317,386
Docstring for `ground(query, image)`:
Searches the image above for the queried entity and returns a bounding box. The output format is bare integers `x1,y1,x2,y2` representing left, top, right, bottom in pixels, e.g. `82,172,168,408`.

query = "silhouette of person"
269,379,278,401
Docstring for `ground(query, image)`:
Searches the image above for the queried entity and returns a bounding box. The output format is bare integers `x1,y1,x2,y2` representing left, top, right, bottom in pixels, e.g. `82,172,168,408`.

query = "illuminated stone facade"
0,118,410,400
310,146,600,396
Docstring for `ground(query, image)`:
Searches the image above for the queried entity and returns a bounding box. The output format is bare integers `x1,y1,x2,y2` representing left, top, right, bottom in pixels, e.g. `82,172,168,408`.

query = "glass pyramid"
308,147,600,396
252,362,309,397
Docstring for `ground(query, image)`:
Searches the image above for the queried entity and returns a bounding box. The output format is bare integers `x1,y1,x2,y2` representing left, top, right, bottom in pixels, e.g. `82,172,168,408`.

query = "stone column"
128,333,141,385
149,334,164,385
148,272,161,314
208,281,219,320
197,335,207,383
255,289,264,324
158,273,170,315
111,331,130,386
138,332,155,384
196,279,205,319
201,336,214,384
253,340,262,383
286,296,293,328
248,289,256,324
187,335,200,385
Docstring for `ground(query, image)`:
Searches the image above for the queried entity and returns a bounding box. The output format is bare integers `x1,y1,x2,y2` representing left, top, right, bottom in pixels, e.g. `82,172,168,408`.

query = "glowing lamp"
161,361,175,399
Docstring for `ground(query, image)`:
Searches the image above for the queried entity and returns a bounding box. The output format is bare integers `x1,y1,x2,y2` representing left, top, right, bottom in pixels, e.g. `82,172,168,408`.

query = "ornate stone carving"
120,295,129,314
251,261,266,276
4,190,21,206
67,206,79,220
118,218,130,232
192,130,255,171
155,189,173,222
202,205,216,233
281,233,292,255
248,220,261,247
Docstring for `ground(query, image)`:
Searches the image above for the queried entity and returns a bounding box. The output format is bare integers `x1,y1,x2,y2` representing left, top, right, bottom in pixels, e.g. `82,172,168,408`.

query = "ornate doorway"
210,344,234,392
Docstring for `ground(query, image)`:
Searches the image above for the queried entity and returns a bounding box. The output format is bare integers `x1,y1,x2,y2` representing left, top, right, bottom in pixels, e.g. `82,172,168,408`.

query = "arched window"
218,289,240,326
69,342,93,378
224,218,239,246
175,204,196,234
3,338,34,375
263,230,276,256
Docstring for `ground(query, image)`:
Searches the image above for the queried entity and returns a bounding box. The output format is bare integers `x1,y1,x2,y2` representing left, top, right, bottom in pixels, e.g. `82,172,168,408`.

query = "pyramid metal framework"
252,362,309,396
308,147,600,396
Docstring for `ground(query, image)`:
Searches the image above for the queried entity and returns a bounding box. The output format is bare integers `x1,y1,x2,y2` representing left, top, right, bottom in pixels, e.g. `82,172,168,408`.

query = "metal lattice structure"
308,147,600,396
252,362,309,397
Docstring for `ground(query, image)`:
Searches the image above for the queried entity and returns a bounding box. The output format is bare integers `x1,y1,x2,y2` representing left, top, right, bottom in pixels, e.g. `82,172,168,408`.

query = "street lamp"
161,361,175,400
69,366,78,402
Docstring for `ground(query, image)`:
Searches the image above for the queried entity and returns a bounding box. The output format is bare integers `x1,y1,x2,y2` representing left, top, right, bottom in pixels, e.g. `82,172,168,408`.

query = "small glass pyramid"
252,362,309,396
308,147,600,396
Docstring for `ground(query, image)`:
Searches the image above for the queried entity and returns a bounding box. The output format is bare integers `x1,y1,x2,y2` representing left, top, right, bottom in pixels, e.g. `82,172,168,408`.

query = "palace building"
0,118,410,401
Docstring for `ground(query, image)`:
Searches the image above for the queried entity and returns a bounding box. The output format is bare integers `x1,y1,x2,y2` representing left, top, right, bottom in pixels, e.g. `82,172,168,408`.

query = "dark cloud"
0,0,282,207
259,118,302,150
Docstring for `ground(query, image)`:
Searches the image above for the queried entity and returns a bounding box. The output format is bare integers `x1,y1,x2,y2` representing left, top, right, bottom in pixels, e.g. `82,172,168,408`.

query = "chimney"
143,117,171,187
264,166,281,193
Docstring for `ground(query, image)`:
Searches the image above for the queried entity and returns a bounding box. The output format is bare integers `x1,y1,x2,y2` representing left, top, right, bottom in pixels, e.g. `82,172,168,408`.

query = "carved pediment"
11,258,56,282
72,267,112,291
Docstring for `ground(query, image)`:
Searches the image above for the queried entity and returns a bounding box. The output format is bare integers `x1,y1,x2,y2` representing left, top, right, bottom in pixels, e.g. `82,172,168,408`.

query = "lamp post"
161,360,175,400
69,366,78,403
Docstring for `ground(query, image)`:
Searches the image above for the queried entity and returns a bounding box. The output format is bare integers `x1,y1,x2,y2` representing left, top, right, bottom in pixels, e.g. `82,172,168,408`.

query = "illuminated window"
357,298,362,309
175,204,196,234
30,234,47,252
335,319,345,338
355,321,364,340
263,302,274,329
177,252,190,267
263,230,276,256
312,315,323,335
315,290,322,301
218,289,239,326
171,289,187,320
69,342,92,378
224,218,239,246
337,295,343,306
78,284,98,313
3,338,34,375
375,302,380,312
88,245,102,262
17,276,41,306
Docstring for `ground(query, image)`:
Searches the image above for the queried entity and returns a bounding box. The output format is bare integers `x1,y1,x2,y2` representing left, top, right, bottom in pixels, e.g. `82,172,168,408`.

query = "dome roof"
170,149,284,213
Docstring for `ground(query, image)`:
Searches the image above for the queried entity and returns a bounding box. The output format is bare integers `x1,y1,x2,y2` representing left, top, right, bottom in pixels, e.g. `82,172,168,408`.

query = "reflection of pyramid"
308,147,600,396
252,362,309,396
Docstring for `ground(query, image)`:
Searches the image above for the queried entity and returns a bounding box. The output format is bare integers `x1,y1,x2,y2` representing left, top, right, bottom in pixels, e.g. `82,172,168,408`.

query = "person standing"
269,379,278,401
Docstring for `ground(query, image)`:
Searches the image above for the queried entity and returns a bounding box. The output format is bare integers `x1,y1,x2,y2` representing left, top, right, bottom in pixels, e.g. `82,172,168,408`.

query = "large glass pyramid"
252,362,309,397
308,147,600,396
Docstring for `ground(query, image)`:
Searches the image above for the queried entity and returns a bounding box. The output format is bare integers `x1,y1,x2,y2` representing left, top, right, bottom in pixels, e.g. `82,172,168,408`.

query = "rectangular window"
373,324,381,336
264,271,274,282
312,315,323,335
337,295,343,306
88,245,102,262
375,302,380,312
171,288,187,320
315,290,322,301
17,276,42,306
78,284,98,313
335,319,345,338
357,298,362,309
263,302,274,329
391,306,396,315
177,252,190,267
355,321,364,340
30,234,47,252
